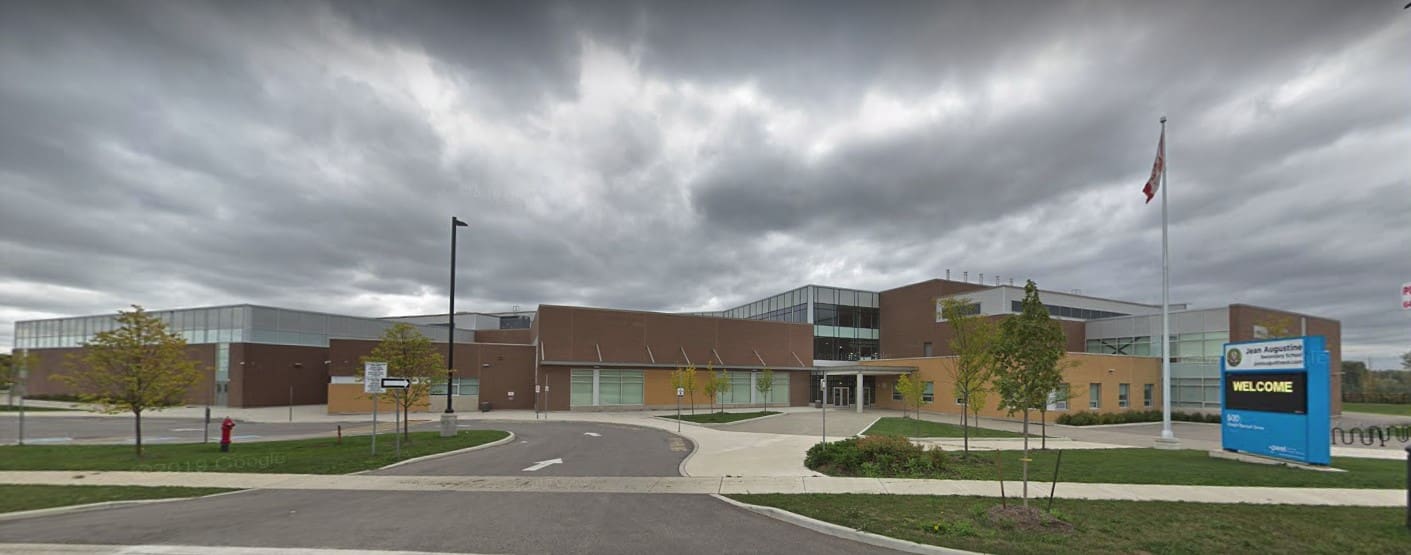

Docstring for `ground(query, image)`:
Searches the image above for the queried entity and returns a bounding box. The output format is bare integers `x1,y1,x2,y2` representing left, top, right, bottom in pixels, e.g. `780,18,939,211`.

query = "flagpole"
1157,115,1179,448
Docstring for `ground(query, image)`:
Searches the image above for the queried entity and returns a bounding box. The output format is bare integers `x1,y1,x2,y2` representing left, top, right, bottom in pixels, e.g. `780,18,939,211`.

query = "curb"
652,411,786,428
0,487,250,523
674,433,700,477
855,416,883,437
711,494,981,555
363,431,516,473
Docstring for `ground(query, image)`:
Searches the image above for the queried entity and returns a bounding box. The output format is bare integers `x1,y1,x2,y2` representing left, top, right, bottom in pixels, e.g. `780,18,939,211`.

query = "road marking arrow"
522,458,563,472
583,432,601,437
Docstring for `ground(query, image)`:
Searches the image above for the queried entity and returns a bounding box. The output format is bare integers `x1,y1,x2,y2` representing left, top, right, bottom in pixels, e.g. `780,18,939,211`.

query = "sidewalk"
0,471,1399,507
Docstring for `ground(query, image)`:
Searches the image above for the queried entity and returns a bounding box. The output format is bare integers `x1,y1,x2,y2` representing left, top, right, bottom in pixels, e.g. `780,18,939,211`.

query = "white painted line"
169,428,204,432
521,457,563,472
583,432,601,437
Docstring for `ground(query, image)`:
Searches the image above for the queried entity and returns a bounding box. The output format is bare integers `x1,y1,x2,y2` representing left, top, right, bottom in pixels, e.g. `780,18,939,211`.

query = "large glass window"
432,377,480,396
1143,384,1154,408
764,373,790,405
1089,383,1102,409
1119,383,1130,408
922,381,934,403
718,371,754,405
598,370,644,405
571,370,594,407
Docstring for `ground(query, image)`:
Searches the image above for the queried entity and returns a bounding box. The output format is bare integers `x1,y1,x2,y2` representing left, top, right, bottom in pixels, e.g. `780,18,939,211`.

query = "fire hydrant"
220,417,236,452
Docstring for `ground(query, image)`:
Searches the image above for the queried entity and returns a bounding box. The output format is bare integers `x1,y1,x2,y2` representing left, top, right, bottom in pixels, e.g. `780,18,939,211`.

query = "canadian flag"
1143,130,1164,203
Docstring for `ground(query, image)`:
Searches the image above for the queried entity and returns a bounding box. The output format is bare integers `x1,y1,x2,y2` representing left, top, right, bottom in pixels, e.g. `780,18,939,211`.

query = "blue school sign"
1220,336,1330,465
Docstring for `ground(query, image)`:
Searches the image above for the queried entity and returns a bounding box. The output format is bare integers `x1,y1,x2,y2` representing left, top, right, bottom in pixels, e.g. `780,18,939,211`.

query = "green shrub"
805,436,948,478
1057,410,1221,426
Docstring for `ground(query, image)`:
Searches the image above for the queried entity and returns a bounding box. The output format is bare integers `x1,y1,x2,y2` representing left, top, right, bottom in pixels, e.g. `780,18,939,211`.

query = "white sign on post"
364,362,388,394
1223,338,1306,370
676,387,685,398
1402,282,1411,310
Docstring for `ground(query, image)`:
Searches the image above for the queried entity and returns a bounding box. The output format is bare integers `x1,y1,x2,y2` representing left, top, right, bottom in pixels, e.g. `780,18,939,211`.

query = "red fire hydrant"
220,417,236,452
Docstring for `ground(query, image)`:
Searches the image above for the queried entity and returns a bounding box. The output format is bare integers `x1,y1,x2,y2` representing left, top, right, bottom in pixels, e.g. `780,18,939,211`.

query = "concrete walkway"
0,471,1399,507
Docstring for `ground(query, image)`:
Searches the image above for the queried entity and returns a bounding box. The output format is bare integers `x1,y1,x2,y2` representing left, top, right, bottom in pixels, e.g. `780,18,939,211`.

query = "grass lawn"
819,448,1406,489
864,417,1027,438
660,410,779,423
0,485,236,514
0,430,508,474
730,494,1411,555
0,405,77,412
1344,402,1411,417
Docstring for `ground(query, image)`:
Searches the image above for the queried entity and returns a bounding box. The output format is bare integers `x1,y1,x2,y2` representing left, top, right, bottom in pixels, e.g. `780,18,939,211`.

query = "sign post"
365,362,387,456
676,387,684,432
820,376,827,443
1221,336,1330,465
16,361,27,447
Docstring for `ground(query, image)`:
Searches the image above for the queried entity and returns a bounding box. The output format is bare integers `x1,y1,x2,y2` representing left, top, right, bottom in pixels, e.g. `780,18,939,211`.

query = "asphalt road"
0,489,894,554
377,420,692,476
0,415,378,445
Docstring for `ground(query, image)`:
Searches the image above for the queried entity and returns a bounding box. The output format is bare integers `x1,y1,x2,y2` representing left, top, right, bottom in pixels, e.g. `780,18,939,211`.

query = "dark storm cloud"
1,1,1407,363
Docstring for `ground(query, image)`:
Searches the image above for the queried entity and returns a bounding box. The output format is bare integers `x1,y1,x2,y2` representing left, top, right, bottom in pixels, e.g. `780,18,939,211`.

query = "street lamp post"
442,216,468,437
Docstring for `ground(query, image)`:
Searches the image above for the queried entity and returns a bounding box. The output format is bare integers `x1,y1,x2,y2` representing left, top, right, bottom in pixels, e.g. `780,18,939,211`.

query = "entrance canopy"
811,360,915,376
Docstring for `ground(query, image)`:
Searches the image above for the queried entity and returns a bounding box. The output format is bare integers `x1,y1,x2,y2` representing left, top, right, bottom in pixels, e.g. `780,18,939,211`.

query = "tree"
1036,370,1077,450
755,368,775,411
671,365,700,415
55,306,202,458
361,323,445,442
991,280,1067,508
0,353,12,390
1402,350,1411,371
941,297,998,456
1341,361,1368,401
895,372,927,437
701,363,726,414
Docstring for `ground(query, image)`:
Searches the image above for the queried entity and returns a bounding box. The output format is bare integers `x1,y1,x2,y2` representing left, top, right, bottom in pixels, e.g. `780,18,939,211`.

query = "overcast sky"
1,1,1407,364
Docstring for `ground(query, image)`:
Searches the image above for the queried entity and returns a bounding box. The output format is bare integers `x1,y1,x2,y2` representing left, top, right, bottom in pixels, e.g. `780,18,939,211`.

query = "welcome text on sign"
1231,380,1295,393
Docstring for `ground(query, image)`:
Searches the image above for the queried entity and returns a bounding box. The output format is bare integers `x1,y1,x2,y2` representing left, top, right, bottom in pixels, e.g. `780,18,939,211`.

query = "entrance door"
863,386,874,406
832,386,851,407
215,382,229,407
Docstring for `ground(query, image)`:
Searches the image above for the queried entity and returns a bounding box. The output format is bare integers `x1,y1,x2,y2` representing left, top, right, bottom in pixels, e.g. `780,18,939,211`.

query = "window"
431,377,480,396
1119,383,1130,408
1143,384,1154,408
570,370,594,407
922,381,934,403
892,384,903,401
1089,383,1101,409
923,342,933,357
1048,384,1070,411
719,371,753,405
598,370,644,405
763,373,790,405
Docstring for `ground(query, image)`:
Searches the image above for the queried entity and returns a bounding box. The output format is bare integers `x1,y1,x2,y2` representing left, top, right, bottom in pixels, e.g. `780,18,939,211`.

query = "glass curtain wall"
15,305,472,350
692,285,882,361
1084,330,1227,408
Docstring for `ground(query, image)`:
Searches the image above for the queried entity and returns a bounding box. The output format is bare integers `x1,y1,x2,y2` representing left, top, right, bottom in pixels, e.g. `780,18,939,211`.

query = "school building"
10,277,1341,420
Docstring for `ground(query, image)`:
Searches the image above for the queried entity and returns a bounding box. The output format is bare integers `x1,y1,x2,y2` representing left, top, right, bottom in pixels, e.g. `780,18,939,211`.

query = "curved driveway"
377,420,693,476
